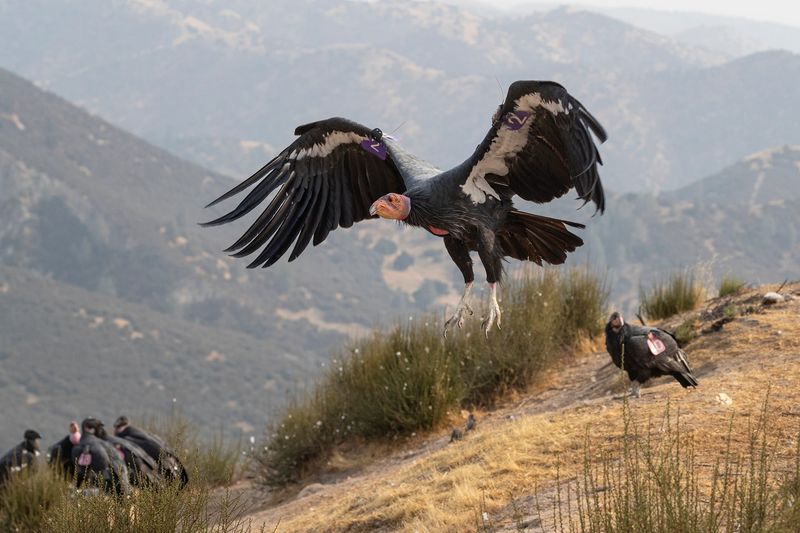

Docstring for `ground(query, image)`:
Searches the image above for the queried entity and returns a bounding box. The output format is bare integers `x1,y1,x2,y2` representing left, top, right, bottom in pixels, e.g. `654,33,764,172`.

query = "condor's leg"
476,230,503,337
443,236,475,337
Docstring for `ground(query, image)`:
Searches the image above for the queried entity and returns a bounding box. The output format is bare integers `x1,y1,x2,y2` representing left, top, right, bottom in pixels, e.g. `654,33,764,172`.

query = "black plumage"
114,419,189,488
203,81,607,335
604,312,698,397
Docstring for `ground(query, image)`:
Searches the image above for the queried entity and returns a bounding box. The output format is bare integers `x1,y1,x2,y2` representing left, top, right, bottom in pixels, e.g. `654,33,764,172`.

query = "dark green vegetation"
259,268,608,485
640,270,705,320
525,397,800,533
0,415,248,533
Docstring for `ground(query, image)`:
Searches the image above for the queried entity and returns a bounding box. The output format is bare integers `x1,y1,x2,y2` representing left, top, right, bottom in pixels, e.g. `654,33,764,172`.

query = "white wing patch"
295,131,365,160
461,92,566,204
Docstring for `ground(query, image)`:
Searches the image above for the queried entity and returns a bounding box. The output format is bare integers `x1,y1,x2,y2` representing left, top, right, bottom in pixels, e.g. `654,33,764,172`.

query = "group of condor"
204,79,699,394
0,417,188,495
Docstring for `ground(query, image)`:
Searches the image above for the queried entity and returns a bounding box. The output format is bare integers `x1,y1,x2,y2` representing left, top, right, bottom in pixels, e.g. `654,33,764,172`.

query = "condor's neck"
404,189,466,237
384,137,440,187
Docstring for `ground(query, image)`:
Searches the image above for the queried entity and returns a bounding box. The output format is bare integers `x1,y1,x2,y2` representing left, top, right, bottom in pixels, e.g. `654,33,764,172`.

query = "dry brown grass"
247,283,800,532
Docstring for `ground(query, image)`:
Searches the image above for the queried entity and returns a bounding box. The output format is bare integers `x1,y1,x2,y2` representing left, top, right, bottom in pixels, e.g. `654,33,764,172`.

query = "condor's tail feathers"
498,210,584,266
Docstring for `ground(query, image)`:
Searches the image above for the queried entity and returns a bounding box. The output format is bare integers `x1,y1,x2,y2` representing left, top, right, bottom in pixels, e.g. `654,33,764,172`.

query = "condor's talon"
481,282,502,338
443,282,474,338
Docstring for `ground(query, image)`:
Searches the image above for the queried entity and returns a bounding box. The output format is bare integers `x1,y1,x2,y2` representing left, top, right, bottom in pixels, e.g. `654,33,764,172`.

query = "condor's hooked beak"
370,193,410,220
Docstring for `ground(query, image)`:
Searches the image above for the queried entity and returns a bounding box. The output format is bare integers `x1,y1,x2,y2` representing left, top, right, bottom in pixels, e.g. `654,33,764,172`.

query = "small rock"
762,292,784,305
520,517,542,529
297,483,325,499
716,392,733,406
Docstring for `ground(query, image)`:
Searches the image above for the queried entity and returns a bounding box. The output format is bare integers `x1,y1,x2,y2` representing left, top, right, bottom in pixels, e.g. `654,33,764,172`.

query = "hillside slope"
240,283,800,532
0,265,320,451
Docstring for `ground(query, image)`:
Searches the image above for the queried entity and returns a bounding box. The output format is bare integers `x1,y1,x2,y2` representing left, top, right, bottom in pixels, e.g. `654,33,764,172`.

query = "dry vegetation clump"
718,274,747,298
144,409,243,487
259,267,608,486
641,269,706,320
535,395,800,533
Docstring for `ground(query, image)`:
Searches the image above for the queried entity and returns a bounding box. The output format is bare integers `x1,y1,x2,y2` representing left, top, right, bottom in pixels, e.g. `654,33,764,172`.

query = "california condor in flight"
203,81,607,336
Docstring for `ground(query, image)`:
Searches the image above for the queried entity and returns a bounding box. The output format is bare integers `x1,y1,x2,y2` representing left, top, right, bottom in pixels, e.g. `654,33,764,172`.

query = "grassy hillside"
242,282,800,532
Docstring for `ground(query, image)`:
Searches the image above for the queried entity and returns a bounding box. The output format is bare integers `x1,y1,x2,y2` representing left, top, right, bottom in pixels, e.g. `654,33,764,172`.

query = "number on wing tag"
360,139,387,160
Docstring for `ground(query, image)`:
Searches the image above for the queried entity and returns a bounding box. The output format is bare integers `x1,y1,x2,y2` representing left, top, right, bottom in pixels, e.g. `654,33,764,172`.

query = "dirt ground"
226,283,800,532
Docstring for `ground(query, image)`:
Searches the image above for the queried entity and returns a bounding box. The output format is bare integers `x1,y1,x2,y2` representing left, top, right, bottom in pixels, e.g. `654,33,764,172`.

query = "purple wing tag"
78,452,92,466
360,139,387,160
503,110,531,131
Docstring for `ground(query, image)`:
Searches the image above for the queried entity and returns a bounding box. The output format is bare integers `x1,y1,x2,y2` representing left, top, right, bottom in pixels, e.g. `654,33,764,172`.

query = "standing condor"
605,312,698,397
203,81,607,336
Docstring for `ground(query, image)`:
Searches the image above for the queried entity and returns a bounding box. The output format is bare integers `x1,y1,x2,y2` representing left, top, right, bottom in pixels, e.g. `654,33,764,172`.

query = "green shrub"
718,275,747,298
641,270,705,320
0,464,252,532
0,466,70,531
673,316,698,346
260,267,608,486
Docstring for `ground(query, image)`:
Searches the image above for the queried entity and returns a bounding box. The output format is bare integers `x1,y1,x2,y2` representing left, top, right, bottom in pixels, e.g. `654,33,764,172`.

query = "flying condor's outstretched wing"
202,117,407,268
459,80,607,212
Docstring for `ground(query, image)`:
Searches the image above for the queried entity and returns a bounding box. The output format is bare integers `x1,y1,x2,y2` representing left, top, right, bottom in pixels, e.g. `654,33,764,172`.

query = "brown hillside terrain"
237,283,800,532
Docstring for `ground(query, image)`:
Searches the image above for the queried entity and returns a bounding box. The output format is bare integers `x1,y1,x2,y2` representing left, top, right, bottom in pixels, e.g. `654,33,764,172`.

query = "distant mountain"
601,7,800,57
533,145,800,307
3,0,799,193
667,145,800,205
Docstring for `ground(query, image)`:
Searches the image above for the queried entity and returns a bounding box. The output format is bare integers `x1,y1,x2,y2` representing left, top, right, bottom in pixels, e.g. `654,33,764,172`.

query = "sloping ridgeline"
0,67,358,450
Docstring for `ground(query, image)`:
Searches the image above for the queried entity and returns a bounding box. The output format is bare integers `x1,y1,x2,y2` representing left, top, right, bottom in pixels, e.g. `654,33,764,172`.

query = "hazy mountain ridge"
601,6,800,57
3,0,798,193
0,264,317,452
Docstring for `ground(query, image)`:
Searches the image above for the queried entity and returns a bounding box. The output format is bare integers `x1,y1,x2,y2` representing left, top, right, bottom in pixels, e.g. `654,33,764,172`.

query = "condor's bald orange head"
369,193,410,220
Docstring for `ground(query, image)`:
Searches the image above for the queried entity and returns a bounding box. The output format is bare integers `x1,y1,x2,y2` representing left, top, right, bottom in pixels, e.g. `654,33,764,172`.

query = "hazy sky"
490,0,800,28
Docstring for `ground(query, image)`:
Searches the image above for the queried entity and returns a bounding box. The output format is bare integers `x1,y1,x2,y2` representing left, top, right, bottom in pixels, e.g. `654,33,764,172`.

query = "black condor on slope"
203,81,607,336
605,312,699,397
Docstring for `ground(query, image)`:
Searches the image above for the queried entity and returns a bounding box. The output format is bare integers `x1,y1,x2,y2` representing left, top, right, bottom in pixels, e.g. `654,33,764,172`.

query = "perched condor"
113,416,188,488
71,418,130,495
203,81,607,336
48,421,81,478
605,312,698,397
85,418,160,487
0,430,41,487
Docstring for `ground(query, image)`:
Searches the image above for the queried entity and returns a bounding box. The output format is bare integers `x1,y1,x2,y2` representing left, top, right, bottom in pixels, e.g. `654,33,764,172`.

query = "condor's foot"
443,282,474,338
481,282,502,338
